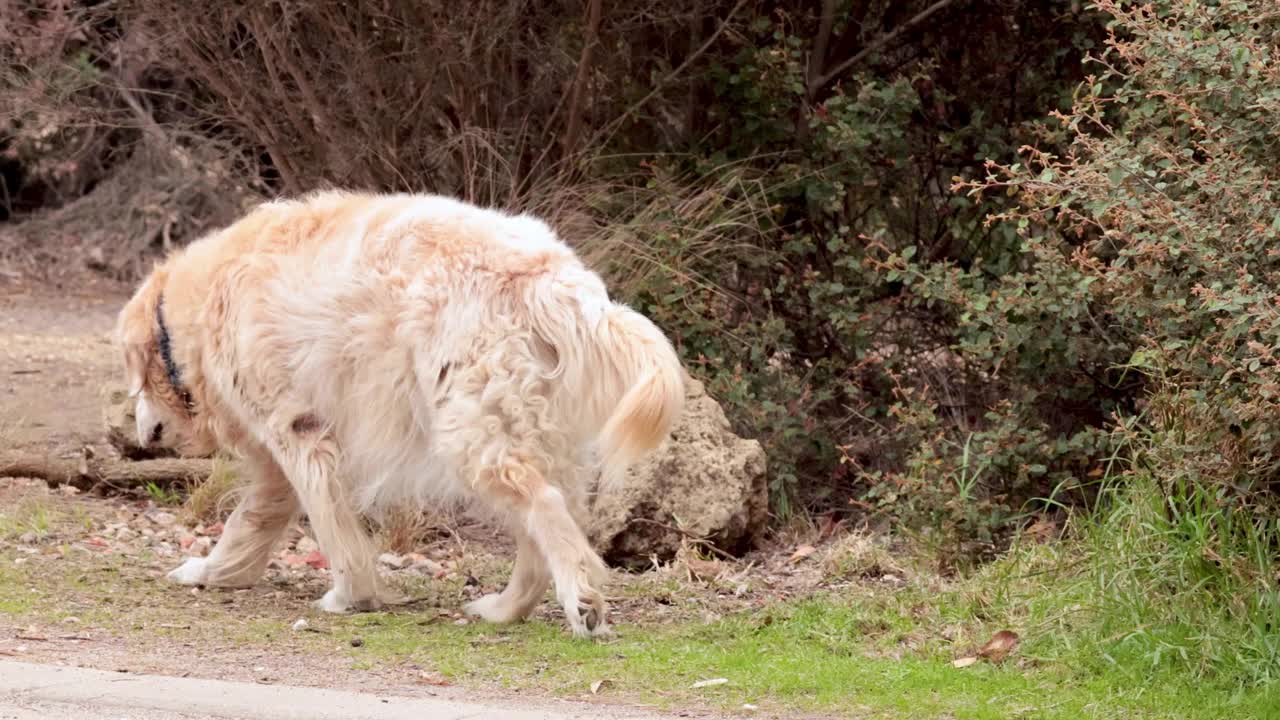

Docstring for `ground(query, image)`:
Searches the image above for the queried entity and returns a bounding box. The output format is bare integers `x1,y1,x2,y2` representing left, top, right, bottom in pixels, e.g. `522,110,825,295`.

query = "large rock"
587,376,768,568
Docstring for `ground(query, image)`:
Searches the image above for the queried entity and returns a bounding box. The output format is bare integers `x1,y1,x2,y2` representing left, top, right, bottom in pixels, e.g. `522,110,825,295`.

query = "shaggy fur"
115,190,685,637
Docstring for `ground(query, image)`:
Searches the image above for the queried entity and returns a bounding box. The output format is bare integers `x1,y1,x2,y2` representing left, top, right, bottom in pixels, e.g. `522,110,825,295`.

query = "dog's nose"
149,423,165,445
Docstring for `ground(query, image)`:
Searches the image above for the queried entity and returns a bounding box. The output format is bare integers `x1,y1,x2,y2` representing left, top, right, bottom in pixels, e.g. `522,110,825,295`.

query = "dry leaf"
787,545,816,564
417,671,451,686
590,678,613,694
684,556,724,582
1025,517,1058,544
951,656,979,668
691,677,729,689
977,630,1020,663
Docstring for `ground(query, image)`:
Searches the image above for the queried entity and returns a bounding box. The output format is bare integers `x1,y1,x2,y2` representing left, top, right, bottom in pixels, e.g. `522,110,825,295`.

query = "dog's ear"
123,342,149,397
116,273,163,397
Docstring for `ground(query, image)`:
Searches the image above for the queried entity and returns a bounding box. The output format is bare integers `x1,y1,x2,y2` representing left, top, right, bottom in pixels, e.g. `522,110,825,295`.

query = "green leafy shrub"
603,2,1106,536
951,0,1280,508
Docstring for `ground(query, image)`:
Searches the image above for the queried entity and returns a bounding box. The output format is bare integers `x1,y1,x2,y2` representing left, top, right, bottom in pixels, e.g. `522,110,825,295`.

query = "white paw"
312,588,382,614
166,557,210,586
588,619,615,639
464,593,516,624
313,588,354,614
558,590,610,640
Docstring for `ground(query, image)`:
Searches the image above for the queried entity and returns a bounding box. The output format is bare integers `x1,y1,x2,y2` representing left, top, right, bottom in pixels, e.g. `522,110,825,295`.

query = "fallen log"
0,453,212,491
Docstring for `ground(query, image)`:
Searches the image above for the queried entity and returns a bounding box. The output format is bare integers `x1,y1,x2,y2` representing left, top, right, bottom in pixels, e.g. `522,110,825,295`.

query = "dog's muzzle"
135,393,165,449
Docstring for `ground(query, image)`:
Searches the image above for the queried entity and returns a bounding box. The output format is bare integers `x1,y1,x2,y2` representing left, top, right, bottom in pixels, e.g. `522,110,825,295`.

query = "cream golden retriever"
115,190,685,638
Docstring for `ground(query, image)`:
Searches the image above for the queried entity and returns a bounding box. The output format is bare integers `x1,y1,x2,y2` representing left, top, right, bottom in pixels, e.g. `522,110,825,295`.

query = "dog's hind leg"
463,528,551,624
441,338,609,638
471,466,610,639
168,445,299,588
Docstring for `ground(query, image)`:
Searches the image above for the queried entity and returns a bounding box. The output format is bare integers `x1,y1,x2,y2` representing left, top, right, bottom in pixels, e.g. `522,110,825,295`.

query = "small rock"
149,511,177,527
452,618,469,626
350,637,364,648
191,537,213,557
291,619,309,632
179,535,196,550
115,528,136,542
378,553,410,570
407,555,445,575
295,536,319,554
17,531,37,545
62,617,81,625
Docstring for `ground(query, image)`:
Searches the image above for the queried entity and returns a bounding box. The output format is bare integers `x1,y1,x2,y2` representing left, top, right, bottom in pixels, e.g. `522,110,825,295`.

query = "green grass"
143,481,183,506
0,496,57,539
1013,473,1280,689
0,550,1271,719
0,564,36,614
2,473,1277,719
314,591,1272,719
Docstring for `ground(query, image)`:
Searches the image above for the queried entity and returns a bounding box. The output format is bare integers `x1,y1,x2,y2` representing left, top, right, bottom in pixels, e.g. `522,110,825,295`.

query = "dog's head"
115,270,217,456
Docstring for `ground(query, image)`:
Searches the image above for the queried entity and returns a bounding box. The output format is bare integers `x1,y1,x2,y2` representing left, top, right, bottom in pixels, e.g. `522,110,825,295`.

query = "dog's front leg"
267,412,380,613
168,443,299,588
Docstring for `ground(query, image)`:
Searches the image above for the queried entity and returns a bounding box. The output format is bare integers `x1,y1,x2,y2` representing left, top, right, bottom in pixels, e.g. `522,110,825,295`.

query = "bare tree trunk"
561,0,604,159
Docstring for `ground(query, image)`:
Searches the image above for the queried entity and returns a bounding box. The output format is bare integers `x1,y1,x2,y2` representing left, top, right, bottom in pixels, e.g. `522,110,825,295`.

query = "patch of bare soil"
0,282,131,457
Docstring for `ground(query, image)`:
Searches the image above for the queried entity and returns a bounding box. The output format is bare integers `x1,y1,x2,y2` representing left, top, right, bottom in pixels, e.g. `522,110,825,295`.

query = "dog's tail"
591,305,686,482
529,265,685,485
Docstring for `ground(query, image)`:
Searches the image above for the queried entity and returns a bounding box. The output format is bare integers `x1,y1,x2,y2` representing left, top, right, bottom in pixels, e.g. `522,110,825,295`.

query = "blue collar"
155,295,196,413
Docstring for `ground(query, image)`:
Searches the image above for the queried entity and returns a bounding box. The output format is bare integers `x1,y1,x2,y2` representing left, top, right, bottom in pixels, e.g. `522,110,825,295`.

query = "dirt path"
0,285,130,457
0,660,685,720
